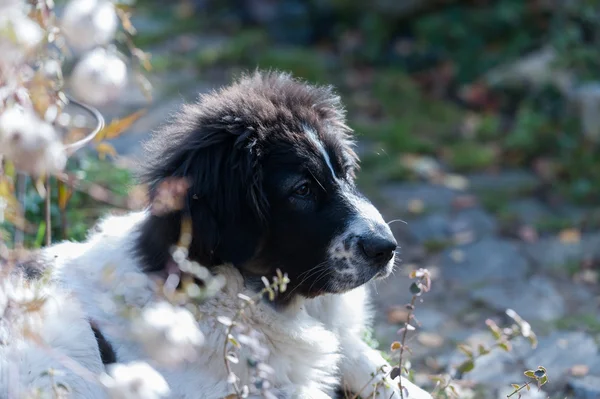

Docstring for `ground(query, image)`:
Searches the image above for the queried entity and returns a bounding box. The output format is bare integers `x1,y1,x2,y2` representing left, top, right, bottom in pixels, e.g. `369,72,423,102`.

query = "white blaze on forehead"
304,126,337,179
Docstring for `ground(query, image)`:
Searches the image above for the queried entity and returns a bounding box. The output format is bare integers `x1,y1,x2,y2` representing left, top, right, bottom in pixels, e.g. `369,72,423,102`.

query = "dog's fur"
0,72,431,399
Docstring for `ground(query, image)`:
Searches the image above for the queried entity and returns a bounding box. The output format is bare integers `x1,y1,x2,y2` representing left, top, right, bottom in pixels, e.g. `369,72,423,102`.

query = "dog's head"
137,71,397,300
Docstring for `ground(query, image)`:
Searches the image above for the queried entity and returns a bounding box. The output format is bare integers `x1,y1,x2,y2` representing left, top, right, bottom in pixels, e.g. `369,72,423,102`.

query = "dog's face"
138,71,397,301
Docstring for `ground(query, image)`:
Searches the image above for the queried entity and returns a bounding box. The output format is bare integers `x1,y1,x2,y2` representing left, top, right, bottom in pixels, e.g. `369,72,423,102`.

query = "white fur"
4,210,431,399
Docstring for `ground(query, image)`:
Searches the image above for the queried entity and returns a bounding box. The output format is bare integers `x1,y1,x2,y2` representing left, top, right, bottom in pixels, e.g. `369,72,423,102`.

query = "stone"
573,82,600,142
523,233,600,272
414,307,446,331
484,46,574,95
407,213,449,243
505,198,552,226
380,183,460,214
448,208,497,244
523,332,599,387
567,375,600,399
466,170,539,196
470,275,566,322
497,386,547,399
441,238,529,286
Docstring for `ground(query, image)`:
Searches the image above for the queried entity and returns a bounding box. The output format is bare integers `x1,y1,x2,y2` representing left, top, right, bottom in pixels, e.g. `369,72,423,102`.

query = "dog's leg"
338,335,431,399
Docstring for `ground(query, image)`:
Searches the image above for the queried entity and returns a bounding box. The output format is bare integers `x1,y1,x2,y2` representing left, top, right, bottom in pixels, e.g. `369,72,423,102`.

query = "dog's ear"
136,103,267,272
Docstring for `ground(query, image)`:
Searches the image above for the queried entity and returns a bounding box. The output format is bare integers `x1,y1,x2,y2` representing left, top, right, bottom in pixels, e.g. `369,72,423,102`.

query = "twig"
14,172,26,248
397,295,418,399
45,175,51,246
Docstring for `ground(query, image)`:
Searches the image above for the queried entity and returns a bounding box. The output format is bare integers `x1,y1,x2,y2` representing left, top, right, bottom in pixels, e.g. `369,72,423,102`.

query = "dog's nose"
358,234,397,266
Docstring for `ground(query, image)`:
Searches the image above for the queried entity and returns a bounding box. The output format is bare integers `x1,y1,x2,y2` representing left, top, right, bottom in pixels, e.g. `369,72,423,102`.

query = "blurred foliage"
133,0,600,205
1,154,134,247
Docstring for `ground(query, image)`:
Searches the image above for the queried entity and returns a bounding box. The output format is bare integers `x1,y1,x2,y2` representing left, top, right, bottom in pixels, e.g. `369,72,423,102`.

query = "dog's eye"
293,183,312,198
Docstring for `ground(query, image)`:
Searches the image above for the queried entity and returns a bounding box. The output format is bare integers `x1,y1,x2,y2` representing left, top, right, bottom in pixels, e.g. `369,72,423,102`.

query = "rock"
417,332,444,348
407,207,496,245
523,332,599,387
485,46,574,95
414,307,446,331
466,170,539,195
497,386,547,399
470,275,566,322
380,183,460,214
523,233,600,272
407,213,449,243
448,208,497,244
441,238,529,286
573,82,600,143
568,375,600,399
505,198,552,226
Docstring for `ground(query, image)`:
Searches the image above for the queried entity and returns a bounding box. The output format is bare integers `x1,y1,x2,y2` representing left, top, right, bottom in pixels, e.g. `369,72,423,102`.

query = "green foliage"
1,154,134,246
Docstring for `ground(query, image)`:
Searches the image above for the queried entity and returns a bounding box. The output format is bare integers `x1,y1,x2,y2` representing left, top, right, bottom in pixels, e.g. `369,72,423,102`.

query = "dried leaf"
57,180,72,210
511,384,520,390
390,366,400,380
96,142,118,160
559,228,581,244
457,344,473,358
391,341,402,351
95,110,146,142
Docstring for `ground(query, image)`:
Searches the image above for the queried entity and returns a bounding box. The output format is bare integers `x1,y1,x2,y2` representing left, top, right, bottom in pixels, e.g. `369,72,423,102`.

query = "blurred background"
3,0,600,397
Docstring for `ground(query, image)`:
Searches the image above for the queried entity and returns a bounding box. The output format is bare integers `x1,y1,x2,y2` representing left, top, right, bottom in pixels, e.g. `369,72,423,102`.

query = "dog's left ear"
136,103,268,272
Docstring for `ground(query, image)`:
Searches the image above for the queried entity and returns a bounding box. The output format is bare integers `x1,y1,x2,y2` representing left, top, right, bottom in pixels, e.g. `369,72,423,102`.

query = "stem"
45,175,51,246
14,172,26,248
507,382,530,398
398,295,418,399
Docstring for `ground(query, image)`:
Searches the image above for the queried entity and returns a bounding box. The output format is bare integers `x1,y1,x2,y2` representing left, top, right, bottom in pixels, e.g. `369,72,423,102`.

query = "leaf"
538,375,548,386
390,366,400,380
217,316,233,327
524,370,536,379
94,110,146,142
457,359,475,374
96,142,118,160
511,384,520,390
391,341,402,351
225,352,239,364
409,282,422,295
533,368,546,378
478,344,490,356
485,319,502,340
228,334,241,349
499,341,512,352
34,222,46,249
458,344,473,358
57,180,72,210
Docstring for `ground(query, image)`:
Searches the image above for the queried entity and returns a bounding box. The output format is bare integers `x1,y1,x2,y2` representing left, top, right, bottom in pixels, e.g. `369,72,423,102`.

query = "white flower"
0,3,43,57
60,0,117,52
130,301,204,366
100,361,170,399
69,47,127,106
0,106,67,175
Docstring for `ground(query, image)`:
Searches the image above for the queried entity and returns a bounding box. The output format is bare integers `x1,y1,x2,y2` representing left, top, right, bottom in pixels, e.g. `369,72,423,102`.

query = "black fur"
90,321,117,365
134,71,380,303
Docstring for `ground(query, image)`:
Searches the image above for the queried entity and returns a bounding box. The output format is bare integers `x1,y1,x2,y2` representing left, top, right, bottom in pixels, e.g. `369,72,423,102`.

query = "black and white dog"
1,71,431,399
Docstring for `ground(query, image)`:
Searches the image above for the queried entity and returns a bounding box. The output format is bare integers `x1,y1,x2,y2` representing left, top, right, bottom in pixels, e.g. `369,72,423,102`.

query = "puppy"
1,71,431,399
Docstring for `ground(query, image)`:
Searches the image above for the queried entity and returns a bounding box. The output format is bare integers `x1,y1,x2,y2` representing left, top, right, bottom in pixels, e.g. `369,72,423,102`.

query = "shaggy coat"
0,72,431,399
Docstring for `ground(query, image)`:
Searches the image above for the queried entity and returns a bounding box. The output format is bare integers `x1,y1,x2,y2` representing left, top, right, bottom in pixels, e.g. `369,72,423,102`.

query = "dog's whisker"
386,219,407,226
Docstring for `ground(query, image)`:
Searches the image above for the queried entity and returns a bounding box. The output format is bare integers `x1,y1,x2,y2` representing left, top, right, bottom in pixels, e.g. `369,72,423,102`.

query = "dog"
0,71,431,399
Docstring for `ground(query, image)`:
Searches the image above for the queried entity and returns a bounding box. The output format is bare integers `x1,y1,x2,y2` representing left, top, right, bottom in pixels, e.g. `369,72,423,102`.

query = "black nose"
358,235,397,266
